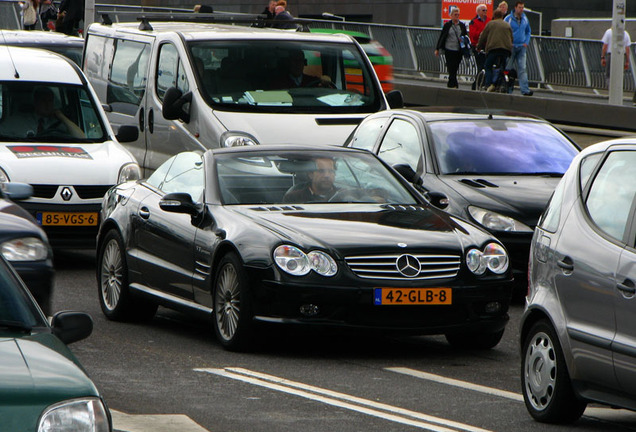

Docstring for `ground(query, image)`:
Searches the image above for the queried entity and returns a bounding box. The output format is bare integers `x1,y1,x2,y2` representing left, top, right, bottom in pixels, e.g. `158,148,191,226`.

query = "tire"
521,320,587,423
445,328,504,349
475,69,486,91
97,230,157,322
212,253,254,351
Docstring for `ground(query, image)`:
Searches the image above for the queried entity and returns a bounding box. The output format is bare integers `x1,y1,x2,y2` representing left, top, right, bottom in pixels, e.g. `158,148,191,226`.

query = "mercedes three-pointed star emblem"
396,254,421,278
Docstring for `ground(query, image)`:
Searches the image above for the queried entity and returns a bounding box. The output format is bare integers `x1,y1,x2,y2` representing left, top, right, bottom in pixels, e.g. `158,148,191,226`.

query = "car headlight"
38,398,110,432
220,131,259,147
118,163,141,183
1,237,48,261
466,242,509,275
0,167,9,183
468,206,532,232
274,245,338,277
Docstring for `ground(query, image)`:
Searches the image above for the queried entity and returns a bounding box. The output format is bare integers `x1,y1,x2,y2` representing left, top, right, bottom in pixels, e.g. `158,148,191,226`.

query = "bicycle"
474,54,515,93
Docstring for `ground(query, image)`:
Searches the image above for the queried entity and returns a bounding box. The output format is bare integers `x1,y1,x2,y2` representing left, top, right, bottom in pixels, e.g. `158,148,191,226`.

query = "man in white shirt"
601,28,632,85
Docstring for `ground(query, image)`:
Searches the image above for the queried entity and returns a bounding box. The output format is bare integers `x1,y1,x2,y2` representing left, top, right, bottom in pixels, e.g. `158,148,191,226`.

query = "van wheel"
445,329,504,349
97,230,157,322
521,320,587,423
212,253,254,351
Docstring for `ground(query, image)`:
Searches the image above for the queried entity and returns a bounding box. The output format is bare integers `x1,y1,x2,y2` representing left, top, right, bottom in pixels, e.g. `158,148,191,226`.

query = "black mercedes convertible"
97,145,513,351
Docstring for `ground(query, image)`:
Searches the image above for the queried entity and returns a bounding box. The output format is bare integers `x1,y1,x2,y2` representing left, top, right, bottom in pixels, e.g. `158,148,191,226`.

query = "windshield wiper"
0,320,33,333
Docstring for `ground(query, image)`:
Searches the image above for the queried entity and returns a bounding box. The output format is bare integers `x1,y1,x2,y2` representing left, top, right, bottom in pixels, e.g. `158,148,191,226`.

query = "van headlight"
274,245,337,277
468,206,532,232
466,242,509,275
118,163,141,183
220,131,259,147
38,398,110,432
0,168,9,183
1,237,49,261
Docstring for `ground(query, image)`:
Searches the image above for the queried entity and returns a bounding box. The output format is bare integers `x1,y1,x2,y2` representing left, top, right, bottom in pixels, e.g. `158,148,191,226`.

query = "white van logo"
60,187,73,201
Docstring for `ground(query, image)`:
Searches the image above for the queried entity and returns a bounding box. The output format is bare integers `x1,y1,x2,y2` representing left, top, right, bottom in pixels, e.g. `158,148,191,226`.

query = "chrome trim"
130,284,213,314
345,253,461,280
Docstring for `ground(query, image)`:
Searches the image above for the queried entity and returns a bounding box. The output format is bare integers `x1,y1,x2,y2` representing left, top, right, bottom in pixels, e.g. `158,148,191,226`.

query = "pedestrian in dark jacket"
434,8,468,88
57,0,83,36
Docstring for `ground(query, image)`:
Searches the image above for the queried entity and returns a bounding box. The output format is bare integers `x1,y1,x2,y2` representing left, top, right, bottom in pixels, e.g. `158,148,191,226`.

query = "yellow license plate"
374,288,452,305
37,212,98,226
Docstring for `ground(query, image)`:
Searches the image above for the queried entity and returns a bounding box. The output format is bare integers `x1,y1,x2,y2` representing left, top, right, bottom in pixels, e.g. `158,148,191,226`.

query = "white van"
0,46,140,248
83,20,403,175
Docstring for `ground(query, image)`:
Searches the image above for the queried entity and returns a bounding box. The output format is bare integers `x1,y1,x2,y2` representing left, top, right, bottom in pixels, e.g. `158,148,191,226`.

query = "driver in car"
0,86,85,139
272,49,334,89
283,157,338,203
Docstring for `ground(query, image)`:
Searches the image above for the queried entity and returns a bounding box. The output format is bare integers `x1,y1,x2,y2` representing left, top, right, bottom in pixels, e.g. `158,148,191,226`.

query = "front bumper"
249,272,512,335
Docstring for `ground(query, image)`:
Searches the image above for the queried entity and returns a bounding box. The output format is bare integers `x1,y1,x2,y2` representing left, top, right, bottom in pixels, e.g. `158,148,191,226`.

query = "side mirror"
393,164,421,185
116,125,139,143
51,311,93,345
159,192,200,215
427,192,450,210
385,90,404,109
162,87,192,123
2,182,33,200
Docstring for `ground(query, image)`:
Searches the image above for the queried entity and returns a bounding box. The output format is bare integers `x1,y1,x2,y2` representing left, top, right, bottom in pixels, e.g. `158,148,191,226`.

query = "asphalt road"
51,248,636,432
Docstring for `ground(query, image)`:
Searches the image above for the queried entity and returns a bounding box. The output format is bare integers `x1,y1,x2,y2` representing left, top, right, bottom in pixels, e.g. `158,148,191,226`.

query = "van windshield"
188,40,382,114
0,82,107,143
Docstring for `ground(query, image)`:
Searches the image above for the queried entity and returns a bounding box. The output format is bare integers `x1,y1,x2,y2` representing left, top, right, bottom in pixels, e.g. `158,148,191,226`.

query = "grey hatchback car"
521,138,636,423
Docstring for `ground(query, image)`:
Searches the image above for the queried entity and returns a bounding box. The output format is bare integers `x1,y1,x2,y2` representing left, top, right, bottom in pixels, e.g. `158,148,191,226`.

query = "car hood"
440,175,562,227
0,141,136,185
228,203,489,257
0,334,99,429
213,111,364,146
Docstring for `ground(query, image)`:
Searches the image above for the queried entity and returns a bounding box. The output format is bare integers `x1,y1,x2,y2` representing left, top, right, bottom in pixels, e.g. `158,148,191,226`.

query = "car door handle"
617,280,636,296
139,207,150,220
557,258,574,271
148,108,154,134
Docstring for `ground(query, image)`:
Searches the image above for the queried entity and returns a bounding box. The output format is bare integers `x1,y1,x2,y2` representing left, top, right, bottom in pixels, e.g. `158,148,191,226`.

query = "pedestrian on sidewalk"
435,7,468,89
477,9,513,91
469,4,490,89
600,27,634,105
504,1,532,95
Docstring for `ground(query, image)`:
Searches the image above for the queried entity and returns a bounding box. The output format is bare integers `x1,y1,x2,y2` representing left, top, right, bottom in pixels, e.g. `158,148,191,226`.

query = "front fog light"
307,251,337,276
274,245,311,276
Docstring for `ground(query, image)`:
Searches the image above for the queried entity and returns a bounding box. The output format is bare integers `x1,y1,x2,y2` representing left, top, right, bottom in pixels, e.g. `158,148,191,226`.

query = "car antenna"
0,32,20,78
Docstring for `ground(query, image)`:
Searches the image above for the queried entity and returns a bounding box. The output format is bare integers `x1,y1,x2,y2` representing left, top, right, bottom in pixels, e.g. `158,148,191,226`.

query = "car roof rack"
98,11,323,32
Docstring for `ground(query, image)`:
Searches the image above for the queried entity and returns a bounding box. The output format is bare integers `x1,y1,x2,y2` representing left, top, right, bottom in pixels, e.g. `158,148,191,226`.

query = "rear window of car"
429,120,579,175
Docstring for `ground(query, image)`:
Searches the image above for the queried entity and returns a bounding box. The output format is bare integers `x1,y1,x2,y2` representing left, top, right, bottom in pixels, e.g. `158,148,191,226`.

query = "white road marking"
195,367,492,432
386,367,524,402
110,410,209,432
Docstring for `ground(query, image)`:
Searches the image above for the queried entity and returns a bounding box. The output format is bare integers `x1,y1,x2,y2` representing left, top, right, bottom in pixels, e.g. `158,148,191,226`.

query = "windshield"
189,40,382,114
0,260,45,331
0,81,107,143
215,150,418,205
429,120,579,175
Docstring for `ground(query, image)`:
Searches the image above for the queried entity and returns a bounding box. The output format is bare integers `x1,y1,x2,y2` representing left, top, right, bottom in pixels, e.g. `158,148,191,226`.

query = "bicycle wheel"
475,69,486,91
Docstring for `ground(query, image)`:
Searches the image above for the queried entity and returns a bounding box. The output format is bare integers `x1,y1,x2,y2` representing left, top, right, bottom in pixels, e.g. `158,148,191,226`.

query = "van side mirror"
2,182,33,201
116,125,139,143
386,90,404,109
162,87,192,123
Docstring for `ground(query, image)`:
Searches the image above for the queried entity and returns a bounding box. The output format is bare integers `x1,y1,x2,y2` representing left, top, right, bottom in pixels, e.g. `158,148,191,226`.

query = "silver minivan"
521,138,636,423
83,20,402,175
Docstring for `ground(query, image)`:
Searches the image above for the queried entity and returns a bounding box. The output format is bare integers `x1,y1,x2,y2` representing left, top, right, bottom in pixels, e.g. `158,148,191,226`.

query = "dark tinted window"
429,120,578,175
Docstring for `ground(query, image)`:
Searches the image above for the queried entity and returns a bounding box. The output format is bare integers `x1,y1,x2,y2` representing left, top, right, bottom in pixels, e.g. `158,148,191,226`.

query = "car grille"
30,185,113,200
345,253,461,280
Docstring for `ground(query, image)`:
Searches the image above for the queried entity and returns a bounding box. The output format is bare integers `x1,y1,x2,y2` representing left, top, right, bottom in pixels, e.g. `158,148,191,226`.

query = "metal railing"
309,20,636,92
93,6,636,92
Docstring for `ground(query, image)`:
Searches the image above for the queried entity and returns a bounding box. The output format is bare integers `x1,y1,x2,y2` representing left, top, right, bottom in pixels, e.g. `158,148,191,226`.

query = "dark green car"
0,256,111,431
